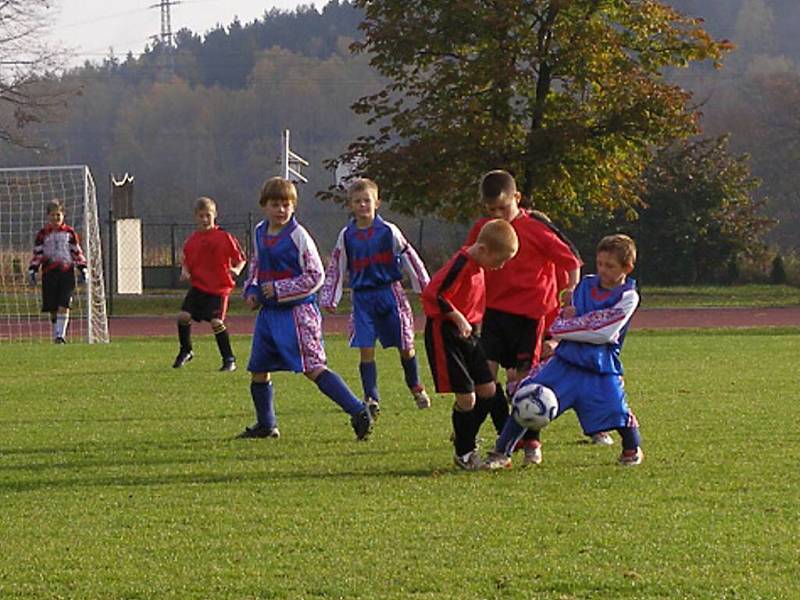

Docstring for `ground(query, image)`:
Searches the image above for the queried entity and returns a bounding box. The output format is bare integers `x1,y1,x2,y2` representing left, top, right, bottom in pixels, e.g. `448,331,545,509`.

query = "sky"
49,1,306,66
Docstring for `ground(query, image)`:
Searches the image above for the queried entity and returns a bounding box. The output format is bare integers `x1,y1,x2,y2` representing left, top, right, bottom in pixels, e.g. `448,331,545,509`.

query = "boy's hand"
560,306,576,319
560,288,575,307
245,295,259,310
179,267,190,282
261,282,275,299
27,270,36,287
450,312,473,338
541,338,558,360
77,267,87,284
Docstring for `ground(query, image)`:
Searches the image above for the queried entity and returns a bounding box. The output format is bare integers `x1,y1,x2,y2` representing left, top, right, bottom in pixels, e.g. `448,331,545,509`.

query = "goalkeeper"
28,199,87,343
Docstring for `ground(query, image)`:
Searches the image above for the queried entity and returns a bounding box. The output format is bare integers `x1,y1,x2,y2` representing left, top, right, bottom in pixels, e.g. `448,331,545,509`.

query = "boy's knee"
475,381,496,401
251,372,270,383
400,348,415,360
177,311,191,324
454,392,477,412
304,366,326,382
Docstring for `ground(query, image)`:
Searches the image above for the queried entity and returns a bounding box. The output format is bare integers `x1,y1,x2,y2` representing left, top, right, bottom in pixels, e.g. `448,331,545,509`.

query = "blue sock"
250,381,276,429
495,417,528,456
618,426,641,451
359,361,379,402
316,369,365,416
401,355,421,391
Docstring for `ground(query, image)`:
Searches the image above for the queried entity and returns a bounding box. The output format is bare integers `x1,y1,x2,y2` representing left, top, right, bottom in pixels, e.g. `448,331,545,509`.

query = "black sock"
178,322,192,352
213,324,234,361
489,385,509,433
452,405,478,456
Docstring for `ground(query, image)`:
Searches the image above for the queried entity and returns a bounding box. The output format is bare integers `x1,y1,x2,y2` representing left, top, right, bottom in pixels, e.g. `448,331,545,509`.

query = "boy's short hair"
195,196,217,214
260,177,298,207
476,218,518,258
347,178,379,199
597,234,637,268
480,170,517,201
46,199,65,214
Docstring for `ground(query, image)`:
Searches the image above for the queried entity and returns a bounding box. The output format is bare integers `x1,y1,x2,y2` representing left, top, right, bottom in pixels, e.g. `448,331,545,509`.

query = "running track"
108,307,800,338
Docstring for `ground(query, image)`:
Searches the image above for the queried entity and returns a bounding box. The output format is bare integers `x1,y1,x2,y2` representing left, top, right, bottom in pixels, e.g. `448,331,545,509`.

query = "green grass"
1,331,799,598
641,284,800,308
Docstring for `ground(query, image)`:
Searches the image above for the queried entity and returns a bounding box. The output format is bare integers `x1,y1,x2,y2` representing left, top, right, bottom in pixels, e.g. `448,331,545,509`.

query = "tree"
0,1,72,147
331,1,731,221
627,136,772,284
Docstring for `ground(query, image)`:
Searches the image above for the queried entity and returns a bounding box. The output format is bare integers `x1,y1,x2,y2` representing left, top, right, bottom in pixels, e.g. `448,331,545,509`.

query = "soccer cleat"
522,440,543,466
172,350,193,369
619,447,644,466
236,424,280,439
350,407,374,441
54,337,66,345
591,432,614,446
482,451,512,471
412,389,431,409
219,358,237,372
366,398,381,421
454,450,483,471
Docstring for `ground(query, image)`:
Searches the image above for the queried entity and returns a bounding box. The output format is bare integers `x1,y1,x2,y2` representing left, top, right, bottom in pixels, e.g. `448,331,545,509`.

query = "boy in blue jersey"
483,234,644,468
321,178,432,413
236,177,374,441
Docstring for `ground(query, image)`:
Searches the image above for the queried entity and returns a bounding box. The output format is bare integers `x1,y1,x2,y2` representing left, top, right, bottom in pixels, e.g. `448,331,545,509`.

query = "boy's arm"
242,230,261,300
227,232,247,278
272,228,325,303
550,288,639,345
388,223,430,292
320,228,347,309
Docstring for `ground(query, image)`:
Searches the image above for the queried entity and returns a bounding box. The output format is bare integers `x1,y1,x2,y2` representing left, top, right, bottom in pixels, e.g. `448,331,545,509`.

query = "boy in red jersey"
28,199,87,343
466,170,582,465
173,197,246,371
422,219,518,471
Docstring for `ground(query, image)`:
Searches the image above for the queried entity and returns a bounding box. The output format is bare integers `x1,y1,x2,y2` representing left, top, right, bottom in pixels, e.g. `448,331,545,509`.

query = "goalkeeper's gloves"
28,269,37,287
77,266,88,284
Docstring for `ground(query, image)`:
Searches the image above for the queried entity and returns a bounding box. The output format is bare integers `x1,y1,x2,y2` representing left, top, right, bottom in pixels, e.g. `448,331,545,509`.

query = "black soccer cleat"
54,337,67,345
350,406,374,441
172,350,193,368
236,424,280,439
219,358,237,372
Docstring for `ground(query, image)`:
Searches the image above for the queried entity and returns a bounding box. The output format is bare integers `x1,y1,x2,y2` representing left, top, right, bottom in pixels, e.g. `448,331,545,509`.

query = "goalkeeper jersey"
29,223,87,273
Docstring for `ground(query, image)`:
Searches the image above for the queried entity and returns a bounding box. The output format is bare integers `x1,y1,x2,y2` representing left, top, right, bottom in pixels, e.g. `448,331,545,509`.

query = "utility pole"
149,0,181,77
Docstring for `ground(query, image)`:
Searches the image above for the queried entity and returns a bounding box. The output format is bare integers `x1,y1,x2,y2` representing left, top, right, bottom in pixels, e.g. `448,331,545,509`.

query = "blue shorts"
349,283,414,350
531,357,634,435
248,303,327,374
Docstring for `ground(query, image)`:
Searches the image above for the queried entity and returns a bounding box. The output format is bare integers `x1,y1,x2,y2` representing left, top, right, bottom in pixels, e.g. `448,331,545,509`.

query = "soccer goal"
0,165,109,343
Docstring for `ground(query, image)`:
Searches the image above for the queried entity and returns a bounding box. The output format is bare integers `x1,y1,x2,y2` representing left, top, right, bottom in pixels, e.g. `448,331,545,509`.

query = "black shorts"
41,269,75,313
424,318,494,394
181,287,228,322
481,308,543,371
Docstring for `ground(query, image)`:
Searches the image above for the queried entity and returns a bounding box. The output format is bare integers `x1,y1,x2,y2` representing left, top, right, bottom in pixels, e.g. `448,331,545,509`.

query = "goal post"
0,165,110,343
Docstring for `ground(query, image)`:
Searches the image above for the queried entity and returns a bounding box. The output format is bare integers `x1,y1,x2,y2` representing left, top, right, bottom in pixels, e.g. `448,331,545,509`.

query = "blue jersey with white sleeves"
549,275,639,375
244,217,324,308
321,215,429,309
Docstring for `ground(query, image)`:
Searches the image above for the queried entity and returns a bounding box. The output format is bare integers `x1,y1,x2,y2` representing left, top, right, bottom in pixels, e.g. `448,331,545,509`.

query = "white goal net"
0,166,109,343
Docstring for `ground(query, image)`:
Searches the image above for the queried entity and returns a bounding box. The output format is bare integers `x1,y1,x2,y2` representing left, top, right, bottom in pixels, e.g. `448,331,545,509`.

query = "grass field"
1,331,799,599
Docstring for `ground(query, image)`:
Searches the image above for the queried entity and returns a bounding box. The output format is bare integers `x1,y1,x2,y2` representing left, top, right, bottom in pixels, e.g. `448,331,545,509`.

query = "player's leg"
351,290,380,414
454,335,496,470
173,288,196,368
294,303,373,440
210,295,235,371
386,283,430,408
237,371,280,439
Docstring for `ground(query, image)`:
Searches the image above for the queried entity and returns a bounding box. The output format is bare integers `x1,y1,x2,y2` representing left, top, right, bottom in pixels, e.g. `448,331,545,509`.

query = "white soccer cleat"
591,432,614,446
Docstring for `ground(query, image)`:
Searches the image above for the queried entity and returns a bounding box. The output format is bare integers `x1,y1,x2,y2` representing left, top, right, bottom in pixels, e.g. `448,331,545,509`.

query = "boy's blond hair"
476,218,518,258
195,196,217,214
46,199,65,214
597,234,637,268
480,170,517,201
347,178,379,199
260,177,298,207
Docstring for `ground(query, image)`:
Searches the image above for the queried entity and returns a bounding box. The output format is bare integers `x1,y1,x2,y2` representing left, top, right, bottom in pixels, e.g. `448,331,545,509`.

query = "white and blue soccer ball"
511,382,558,430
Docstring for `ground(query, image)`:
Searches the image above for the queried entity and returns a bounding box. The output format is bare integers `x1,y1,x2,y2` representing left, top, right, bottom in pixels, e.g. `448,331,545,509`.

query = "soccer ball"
511,382,558,430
